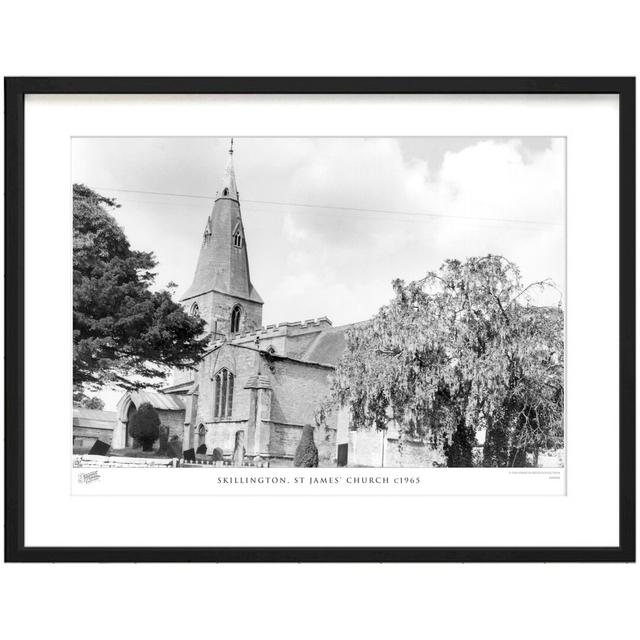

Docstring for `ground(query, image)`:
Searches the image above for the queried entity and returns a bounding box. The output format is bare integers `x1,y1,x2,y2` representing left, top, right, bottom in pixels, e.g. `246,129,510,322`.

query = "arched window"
223,188,229,196
230,305,242,334
233,230,243,248
190,302,200,317
197,424,206,450
214,368,234,418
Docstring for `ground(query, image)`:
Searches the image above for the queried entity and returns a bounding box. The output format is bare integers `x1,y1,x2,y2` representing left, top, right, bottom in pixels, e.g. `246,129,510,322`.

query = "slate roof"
128,390,186,411
180,146,262,304
160,380,197,395
301,322,368,366
72,408,117,431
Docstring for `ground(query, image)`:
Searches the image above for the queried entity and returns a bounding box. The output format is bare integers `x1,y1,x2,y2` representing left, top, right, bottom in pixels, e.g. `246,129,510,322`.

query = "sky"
72,136,565,409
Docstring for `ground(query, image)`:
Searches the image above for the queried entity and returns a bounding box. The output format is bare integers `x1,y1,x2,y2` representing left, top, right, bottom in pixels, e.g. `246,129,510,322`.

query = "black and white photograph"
72,136,565,472
6,75,632,564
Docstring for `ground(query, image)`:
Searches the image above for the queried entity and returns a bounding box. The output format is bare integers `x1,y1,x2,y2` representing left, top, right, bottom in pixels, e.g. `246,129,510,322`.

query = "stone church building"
112,143,442,467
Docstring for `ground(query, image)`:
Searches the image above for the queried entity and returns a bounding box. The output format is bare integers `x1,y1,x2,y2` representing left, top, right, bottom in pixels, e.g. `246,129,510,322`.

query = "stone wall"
269,424,301,458
347,430,445,467
195,345,258,426
264,423,336,466
182,290,262,341
347,430,384,467
198,420,336,464
265,359,335,428
157,409,186,440
188,343,338,462
210,291,263,338
188,343,259,457
72,427,113,450
384,438,446,467
203,420,248,454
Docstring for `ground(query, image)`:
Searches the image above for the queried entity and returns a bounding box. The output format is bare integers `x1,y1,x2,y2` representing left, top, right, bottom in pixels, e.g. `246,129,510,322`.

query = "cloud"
243,137,565,322
73,135,565,355
438,138,564,224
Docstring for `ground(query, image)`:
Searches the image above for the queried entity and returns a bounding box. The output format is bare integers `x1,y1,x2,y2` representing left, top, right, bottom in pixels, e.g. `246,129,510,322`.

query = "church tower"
181,140,263,339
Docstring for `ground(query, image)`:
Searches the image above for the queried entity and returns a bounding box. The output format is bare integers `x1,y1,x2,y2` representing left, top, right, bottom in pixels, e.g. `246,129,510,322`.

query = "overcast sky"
73,137,565,408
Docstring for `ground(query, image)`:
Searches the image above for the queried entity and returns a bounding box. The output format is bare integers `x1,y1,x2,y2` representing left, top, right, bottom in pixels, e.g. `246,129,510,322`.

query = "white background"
1,1,638,639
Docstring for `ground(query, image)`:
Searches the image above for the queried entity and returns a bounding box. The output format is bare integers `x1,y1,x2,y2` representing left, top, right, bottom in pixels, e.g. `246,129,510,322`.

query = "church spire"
181,140,263,336
217,138,239,201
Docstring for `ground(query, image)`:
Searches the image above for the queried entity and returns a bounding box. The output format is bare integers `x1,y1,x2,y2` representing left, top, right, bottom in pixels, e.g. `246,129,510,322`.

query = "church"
112,142,443,468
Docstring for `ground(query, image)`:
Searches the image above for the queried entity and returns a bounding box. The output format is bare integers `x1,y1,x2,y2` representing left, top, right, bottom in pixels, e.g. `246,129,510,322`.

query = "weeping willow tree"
328,256,564,467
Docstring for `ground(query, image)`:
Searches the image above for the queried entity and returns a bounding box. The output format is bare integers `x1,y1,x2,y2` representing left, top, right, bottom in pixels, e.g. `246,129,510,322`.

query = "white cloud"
240,137,565,320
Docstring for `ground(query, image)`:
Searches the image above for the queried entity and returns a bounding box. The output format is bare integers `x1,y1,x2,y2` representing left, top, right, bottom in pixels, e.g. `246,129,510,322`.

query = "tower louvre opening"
180,140,263,339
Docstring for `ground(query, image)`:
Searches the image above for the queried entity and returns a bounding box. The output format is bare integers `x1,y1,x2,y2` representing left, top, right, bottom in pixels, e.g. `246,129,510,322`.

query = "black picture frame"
4,77,635,563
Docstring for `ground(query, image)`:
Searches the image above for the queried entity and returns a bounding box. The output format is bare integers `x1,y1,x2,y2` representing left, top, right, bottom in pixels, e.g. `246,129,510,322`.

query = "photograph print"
72,136,565,471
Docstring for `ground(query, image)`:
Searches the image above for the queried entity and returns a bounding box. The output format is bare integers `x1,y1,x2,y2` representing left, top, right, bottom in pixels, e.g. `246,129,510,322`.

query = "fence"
178,457,271,468
73,454,177,468
73,454,271,468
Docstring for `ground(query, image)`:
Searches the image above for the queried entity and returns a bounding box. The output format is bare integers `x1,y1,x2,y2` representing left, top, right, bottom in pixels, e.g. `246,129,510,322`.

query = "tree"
72,389,105,410
73,184,210,392
129,403,161,451
82,396,105,410
328,256,563,467
293,424,319,467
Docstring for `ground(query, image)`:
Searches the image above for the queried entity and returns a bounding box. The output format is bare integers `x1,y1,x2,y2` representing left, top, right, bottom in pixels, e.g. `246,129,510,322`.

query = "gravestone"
196,443,207,455
89,439,110,456
183,448,196,463
212,447,224,462
167,437,182,459
158,425,169,455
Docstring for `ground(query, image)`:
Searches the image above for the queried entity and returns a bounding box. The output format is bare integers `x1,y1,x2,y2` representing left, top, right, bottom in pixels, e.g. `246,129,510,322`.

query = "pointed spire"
217,138,238,201
181,140,262,306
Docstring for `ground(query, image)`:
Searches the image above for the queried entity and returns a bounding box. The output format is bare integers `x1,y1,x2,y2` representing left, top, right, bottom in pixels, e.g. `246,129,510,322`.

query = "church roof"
301,322,367,366
73,408,117,431
160,380,196,395
302,330,347,366
128,389,186,411
202,319,369,367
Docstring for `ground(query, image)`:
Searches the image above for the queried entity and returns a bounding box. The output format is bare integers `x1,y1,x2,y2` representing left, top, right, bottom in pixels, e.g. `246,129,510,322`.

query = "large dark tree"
73,184,209,391
328,256,564,467
129,403,161,452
